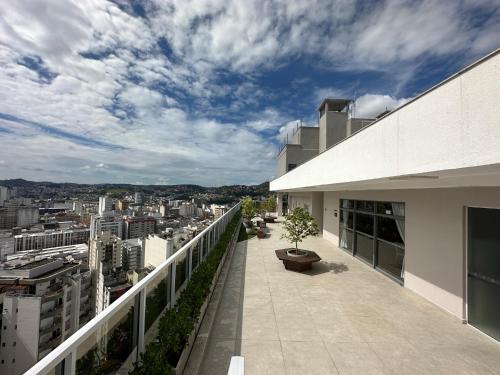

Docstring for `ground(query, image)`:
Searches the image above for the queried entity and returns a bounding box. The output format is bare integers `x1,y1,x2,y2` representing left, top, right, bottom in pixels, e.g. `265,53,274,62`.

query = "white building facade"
271,50,500,342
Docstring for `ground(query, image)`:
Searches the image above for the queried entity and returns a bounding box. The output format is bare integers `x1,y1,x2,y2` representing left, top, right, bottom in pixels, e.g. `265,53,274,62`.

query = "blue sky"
0,0,499,186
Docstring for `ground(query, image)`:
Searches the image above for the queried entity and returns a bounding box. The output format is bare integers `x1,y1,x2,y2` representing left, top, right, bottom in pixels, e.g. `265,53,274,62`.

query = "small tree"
265,195,277,217
241,196,255,221
281,207,319,253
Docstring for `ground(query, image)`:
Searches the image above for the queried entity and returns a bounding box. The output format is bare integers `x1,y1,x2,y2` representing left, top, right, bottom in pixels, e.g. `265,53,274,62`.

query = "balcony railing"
25,202,241,375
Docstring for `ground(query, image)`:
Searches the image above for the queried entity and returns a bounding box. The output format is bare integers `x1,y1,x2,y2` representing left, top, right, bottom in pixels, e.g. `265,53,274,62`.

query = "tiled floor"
188,221,500,375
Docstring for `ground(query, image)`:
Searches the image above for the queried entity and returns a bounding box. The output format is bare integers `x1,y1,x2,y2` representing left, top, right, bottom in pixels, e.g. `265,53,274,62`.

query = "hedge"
130,209,241,375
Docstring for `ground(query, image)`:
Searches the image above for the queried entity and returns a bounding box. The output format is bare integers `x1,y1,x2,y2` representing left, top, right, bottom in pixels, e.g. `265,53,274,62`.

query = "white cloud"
0,0,498,185
353,94,411,119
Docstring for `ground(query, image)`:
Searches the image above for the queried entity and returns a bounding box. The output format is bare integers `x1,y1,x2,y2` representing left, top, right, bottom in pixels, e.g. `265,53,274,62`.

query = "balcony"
40,304,63,320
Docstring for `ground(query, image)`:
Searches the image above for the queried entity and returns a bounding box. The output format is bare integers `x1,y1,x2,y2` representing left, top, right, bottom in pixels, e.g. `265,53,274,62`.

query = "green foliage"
241,196,255,219
281,207,319,249
265,195,277,214
129,210,241,374
237,223,256,242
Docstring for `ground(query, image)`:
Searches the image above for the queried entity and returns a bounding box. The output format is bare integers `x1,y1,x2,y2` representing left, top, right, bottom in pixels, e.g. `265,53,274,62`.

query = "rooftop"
187,221,500,374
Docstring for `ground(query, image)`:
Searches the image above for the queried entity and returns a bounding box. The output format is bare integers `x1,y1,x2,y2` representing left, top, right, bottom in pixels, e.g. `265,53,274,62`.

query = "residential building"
143,233,174,268
14,228,90,252
123,217,156,239
115,199,129,211
89,232,128,314
90,214,123,239
179,202,196,217
0,258,91,375
122,238,144,270
98,196,112,215
0,186,8,206
271,50,500,342
212,204,227,219
134,192,144,205
159,202,168,217
0,205,39,229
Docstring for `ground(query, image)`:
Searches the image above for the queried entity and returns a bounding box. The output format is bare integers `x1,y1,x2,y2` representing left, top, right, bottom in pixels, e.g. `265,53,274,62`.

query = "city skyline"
0,0,499,186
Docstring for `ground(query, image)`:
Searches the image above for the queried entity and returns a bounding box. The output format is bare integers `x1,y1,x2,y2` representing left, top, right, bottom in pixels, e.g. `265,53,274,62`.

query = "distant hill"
0,178,270,201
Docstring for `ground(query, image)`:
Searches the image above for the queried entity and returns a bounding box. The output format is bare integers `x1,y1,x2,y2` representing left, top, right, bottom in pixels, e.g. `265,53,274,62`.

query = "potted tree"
264,195,277,223
281,207,319,256
241,196,256,234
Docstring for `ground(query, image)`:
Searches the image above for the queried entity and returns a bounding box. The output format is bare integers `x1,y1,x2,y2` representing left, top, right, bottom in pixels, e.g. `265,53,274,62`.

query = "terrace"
187,221,500,375
25,208,500,375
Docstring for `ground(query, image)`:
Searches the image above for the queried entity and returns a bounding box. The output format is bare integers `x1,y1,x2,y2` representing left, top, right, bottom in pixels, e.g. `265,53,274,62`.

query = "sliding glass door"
339,199,405,282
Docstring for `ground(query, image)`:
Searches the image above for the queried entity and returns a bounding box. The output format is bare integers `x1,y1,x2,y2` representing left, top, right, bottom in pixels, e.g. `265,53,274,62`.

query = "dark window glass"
356,200,374,212
340,199,354,209
376,202,394,215
355,213,374,235
355,232,374,264
377,217,404,245
339,210,353,229
340,229,353,250
377,240,404,279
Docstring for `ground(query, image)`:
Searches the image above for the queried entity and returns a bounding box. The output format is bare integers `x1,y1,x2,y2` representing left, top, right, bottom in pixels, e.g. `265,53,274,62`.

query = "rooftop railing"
25,202,241,375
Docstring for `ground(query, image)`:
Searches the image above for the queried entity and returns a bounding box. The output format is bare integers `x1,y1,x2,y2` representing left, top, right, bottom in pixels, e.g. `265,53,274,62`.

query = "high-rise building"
0,205,39,229
122,238,144,270
98,196,113,215
123,217,156,239
134,192,144,205
90,214,123,239
179,202,196,217
159,202,168,217
89,232,128,314
0,258,91,375
143,233,174,268
0,186,8,206
115,200,129,211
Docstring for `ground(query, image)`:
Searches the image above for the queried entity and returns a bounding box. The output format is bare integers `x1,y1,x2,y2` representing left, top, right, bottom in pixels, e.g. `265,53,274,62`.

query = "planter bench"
275,249,321,271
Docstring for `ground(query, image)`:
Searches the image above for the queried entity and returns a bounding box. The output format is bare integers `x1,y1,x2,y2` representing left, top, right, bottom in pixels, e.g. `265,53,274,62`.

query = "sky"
0,0,499,186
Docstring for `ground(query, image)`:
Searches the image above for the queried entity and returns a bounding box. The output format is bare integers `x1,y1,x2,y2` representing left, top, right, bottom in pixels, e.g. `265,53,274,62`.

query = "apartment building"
89,232,128,314
143,232,175,268
98,196,113,215
123,217,156,239
13,228,90,252
271,50,500,342
122,238,144,270
0,259,91,375
0,205,39,229
90,214,123,239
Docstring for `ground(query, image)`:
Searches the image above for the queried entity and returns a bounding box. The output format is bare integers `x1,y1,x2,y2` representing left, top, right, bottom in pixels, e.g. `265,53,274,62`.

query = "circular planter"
286,249,308,257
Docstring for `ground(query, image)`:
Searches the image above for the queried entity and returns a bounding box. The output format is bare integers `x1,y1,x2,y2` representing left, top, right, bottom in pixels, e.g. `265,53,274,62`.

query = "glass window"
376,202,394,215
356,200,374,212
377,217,404,246
339,210,353,229
355,232,374,264
377,240,404,279
355,213,374,235
340,199,354,209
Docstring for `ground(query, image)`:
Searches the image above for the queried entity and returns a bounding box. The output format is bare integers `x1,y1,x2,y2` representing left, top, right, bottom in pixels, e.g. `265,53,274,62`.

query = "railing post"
137,289,146,356
200,236,204,262
188,245,192,280
170,262,176,306
63,348,76,375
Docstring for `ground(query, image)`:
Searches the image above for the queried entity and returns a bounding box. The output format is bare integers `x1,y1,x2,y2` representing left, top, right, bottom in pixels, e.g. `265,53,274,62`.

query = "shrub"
130,210,241,374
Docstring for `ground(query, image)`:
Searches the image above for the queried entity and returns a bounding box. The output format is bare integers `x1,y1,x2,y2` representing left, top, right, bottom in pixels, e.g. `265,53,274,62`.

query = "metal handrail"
24,202,240,375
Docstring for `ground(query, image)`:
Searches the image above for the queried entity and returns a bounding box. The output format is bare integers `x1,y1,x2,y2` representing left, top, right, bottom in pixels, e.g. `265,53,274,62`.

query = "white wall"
322,187,500,320
271,51,500,192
